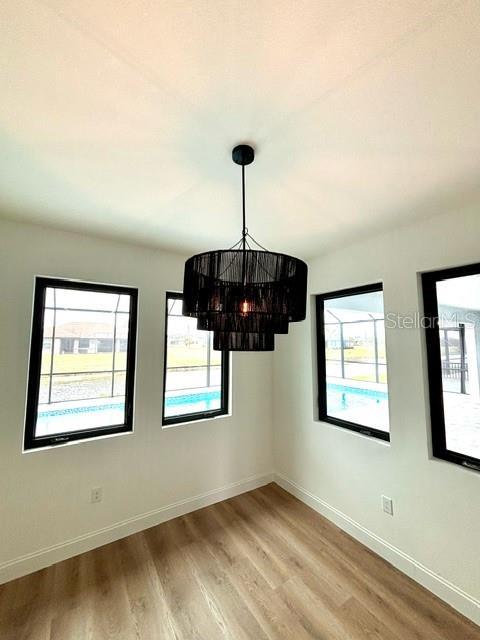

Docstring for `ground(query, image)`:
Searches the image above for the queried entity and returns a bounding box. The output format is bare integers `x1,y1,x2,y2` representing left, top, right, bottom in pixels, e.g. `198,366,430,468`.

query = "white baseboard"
0,471,273,586
274,472,480,627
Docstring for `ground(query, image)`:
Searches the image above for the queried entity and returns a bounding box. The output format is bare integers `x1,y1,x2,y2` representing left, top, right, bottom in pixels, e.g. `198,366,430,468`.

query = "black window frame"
422,263,480,473
316,282,390,442
162,291,229,426
24,277,138,450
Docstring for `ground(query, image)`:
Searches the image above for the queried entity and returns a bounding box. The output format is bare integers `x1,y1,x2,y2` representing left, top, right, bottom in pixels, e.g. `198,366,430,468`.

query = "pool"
163,389,221,417
326,382,389,432
37,389,221,435
37,384,389,436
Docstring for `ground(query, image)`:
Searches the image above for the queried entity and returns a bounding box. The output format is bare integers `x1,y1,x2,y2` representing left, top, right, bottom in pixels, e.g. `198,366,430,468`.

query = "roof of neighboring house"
45,321,114,339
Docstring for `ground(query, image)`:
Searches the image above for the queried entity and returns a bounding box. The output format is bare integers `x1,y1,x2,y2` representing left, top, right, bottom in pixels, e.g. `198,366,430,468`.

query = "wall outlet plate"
381,495,393,515
91,487,103,503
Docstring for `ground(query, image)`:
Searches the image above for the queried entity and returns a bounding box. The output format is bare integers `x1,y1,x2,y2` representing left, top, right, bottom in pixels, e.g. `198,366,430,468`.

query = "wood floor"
0,483,478,640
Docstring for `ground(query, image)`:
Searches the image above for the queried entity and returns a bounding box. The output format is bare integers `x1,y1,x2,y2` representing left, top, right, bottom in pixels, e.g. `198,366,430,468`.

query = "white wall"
1,210,479,623
273,205,480,623
0,218,273,581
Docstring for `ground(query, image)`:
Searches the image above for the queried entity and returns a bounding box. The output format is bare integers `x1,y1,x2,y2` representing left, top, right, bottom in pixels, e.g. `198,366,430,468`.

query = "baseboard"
274,472,480,627
0,471,273,586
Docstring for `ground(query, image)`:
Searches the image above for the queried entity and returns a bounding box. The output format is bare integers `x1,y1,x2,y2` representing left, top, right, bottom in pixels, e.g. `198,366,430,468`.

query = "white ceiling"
1,1,479,258
438,275,480,311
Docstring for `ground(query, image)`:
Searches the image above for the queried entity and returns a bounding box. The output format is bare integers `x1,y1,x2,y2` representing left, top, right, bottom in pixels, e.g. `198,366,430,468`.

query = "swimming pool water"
37,385,388,434
326,382,389,432
39,390,221,417
163,390,221,418
36,390,222,436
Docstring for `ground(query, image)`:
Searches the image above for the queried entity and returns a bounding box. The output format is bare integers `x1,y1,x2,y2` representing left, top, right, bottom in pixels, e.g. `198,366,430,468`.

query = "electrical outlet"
91,487,103,504
381,495,393,516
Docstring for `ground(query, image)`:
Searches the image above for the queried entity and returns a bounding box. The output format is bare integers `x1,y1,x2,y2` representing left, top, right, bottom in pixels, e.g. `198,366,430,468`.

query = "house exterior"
42,321,128,355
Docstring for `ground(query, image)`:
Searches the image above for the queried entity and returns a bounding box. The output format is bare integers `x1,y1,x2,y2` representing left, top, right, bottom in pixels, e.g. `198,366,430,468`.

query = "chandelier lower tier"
182,144,308,351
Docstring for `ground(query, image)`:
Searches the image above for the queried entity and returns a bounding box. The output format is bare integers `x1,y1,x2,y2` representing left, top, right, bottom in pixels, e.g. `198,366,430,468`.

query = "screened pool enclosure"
162,293,229,425
318,285,390,437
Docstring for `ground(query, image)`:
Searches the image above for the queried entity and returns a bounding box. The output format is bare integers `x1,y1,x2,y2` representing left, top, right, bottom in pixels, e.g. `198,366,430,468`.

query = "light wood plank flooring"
0,483,478,639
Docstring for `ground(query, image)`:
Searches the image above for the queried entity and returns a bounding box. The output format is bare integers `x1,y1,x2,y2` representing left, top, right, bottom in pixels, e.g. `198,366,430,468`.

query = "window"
162,292,229,425
316,283,390,440
422,263,480,471
24,277,138,449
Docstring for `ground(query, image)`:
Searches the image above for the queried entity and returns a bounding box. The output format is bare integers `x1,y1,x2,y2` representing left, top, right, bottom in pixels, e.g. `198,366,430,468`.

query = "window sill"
23,428,134,453
429,450,480,474
162,411,231,430
317,416,391,445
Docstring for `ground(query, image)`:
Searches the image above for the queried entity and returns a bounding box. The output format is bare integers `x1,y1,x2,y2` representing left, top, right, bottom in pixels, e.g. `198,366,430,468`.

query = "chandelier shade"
182,144,308,351
213,331,275,352
196,313,289,334
184,249,306,318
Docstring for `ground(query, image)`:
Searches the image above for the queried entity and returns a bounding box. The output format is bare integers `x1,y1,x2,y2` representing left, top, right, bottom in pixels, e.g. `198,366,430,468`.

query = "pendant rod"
241,163,247,286
231,144,255,289
242,164,246,249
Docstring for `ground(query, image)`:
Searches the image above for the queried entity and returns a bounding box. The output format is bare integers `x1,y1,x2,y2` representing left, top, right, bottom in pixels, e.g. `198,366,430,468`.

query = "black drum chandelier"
182,144,308,351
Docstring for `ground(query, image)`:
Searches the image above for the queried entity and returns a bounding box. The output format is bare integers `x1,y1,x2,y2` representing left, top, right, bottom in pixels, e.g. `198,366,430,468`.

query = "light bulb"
240,299,251,315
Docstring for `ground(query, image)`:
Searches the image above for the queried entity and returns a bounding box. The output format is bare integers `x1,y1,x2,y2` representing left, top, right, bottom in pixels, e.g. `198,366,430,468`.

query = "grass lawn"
41,344,221,375
166,344,221,368
42,351,127,374
326,345,386,361
349,372,388,383
327,345,388,384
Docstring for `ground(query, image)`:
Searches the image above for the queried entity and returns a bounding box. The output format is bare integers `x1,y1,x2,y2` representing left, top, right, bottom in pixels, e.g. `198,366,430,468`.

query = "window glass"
163,293,229,425
423,268,480,467
25,279,137,448
318,286,390,439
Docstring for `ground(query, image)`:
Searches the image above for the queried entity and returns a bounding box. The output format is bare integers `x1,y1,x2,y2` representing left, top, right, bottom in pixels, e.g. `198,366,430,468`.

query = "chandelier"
182,144,308,351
